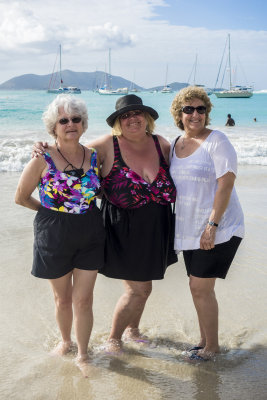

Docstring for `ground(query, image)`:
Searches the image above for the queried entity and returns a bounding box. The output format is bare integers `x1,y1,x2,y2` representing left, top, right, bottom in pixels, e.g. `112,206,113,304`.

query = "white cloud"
0,0,266,89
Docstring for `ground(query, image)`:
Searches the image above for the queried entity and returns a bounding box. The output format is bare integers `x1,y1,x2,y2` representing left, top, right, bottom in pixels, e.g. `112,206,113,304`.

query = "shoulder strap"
113,136,121,163
171,136,181,157
153,135,165,163
43,152,56,171
90,148,97,169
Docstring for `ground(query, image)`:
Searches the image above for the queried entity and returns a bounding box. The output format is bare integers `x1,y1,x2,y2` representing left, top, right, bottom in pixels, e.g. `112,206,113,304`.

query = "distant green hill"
0,70,188,92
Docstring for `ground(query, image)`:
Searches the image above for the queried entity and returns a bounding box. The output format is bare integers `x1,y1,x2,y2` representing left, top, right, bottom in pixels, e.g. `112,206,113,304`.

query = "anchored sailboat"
47,45,81,94
214,34,253,98
98,49,128,95
188,54,212,95
161,65,173,93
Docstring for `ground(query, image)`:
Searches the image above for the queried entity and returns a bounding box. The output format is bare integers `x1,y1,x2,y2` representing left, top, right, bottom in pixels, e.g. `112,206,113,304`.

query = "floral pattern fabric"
39,149,101,214
102,135,176,209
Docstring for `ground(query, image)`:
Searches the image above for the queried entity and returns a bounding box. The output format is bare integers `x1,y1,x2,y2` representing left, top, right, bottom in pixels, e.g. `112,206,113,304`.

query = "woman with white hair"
15,95,105,377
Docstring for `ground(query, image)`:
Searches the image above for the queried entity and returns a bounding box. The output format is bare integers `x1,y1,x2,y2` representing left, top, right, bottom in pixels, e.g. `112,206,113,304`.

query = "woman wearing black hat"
32,94,177,354
90,94,176,352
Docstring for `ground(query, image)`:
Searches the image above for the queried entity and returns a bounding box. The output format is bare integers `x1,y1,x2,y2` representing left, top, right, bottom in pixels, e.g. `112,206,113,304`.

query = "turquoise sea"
0,90,267,171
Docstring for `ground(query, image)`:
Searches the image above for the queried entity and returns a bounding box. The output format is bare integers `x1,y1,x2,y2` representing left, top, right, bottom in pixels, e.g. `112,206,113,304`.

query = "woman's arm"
15,157,46,211
86,134,114,177
200,172,236,250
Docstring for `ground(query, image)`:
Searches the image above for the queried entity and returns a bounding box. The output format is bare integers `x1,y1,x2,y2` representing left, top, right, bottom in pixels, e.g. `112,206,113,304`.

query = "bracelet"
208,221,218,227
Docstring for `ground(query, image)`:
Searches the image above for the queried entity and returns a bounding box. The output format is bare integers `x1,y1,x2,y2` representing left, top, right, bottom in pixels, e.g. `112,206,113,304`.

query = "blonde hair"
42,94,88,138
170,86,213,130
111,112,155,136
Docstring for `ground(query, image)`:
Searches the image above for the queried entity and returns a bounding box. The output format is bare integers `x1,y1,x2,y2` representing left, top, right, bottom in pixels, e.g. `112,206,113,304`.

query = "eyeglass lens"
120,110,143,120
58,117,82,125
182,106,206,114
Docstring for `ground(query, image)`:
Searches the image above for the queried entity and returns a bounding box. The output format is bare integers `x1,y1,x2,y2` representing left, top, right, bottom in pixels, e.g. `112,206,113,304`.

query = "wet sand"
0,167,266,400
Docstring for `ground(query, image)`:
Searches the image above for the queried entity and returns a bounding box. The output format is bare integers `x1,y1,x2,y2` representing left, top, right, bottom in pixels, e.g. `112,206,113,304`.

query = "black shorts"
32,206,106,279
183,236,242,279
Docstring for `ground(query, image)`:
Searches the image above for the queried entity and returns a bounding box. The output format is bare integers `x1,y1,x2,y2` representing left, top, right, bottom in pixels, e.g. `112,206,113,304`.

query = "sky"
0,0,267,89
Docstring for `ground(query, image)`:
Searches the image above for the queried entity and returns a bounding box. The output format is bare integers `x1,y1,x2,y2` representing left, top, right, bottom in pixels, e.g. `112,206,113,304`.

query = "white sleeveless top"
170,130,244,252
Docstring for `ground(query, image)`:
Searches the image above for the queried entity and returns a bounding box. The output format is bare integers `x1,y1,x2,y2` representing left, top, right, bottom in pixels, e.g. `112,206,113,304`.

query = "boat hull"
215,90,253,98
47,87,81,94
98,87,128,95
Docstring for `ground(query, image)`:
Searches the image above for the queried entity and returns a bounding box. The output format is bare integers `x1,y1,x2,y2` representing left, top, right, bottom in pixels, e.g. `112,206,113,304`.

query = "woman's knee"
189,277,214,299
73,293,93,311
125,281,152,301
54,295,72,310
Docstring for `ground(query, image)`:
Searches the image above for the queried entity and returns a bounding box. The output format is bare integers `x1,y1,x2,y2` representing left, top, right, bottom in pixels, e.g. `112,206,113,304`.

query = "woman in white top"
169,86,244,361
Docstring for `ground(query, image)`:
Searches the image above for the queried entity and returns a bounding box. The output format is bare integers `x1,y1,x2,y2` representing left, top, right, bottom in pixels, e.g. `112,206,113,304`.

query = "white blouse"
170,130,244,252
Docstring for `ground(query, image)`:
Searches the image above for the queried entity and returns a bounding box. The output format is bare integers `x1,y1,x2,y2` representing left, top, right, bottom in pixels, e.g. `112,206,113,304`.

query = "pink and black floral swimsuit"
101,135,176,208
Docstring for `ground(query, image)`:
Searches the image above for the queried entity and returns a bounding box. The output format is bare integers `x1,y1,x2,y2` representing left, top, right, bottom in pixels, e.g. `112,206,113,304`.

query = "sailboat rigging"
214,34,253,98
187,54,212,95
47,45,81,94
98,49,128,95
161,64,173,93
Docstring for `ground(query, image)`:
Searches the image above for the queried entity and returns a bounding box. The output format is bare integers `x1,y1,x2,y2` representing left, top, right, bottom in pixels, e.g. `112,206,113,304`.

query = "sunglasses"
58,117,82,125
181,106,206,114
120,110,143,120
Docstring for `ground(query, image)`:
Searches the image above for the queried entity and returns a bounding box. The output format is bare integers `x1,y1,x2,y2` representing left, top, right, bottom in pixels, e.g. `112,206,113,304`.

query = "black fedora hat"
106,94,159,127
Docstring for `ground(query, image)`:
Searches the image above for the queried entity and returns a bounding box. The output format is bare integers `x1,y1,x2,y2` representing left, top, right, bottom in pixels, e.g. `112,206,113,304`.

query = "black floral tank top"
102,135,176,209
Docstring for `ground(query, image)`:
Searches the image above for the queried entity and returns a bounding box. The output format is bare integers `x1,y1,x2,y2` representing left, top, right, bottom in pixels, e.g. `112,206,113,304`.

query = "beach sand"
0,167,267,400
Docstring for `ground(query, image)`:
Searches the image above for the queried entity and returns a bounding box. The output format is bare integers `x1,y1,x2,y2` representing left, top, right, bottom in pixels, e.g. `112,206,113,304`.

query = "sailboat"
188,54,212,95
214,34,253,98
98,49,128,95
161,65,173,93
47,45,81,94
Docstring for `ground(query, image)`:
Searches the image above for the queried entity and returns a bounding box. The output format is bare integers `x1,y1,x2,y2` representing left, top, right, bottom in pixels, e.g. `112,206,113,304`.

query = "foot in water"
75,354,91,378
123,327,150,344
104,338,123,354
51,341,75,356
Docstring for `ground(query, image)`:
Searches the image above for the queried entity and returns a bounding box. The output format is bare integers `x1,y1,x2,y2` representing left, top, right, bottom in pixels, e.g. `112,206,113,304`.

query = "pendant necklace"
56,143,85,178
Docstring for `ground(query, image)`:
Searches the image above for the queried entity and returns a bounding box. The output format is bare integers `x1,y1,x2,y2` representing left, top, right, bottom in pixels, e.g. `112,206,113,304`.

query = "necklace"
56,143,85,178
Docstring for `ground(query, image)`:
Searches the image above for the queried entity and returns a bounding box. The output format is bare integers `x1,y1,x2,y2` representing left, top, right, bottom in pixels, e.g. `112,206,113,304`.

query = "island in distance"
0,70,189,92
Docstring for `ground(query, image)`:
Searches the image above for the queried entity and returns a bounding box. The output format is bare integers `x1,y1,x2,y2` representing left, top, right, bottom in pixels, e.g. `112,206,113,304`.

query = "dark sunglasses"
120,110,143,120
58,117,82,125
181,106,206,114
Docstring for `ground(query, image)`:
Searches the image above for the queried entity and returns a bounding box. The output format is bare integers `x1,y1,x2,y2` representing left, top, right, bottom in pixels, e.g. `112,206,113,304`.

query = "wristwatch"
208,221,218,227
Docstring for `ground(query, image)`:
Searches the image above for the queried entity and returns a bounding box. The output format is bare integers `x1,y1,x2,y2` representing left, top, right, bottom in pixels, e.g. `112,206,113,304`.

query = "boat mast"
164,64,168,86
59,44,63,87
228,34,232,89
108,48,112,89
193,54,197,86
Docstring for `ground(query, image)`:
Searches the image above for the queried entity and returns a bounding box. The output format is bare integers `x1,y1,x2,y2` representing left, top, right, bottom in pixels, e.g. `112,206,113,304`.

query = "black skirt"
99,197,177,281
32,206,106,279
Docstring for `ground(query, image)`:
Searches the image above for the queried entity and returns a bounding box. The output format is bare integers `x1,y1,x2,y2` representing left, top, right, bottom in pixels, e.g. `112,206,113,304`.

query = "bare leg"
72,269,97,377
189,275,220,358
106,280,152,352
49,271,73,356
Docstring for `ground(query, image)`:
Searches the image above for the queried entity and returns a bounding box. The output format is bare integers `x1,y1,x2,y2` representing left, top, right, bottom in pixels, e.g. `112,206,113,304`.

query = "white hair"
42,94,88,138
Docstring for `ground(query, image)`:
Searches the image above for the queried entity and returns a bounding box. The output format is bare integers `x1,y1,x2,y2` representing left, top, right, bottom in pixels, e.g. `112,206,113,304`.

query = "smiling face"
180,98,206,135
54,107,84,141
119,109,147,136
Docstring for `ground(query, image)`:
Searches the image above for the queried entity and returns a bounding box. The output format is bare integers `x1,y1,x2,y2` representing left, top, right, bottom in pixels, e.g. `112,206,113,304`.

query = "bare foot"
75,354,91,378
51,341,75,356
104,338,123,354
123,328,150,344
197,348,219,360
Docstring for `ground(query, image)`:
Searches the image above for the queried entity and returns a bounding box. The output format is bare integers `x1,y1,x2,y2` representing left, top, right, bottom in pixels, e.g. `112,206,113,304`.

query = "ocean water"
0,90,267,171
